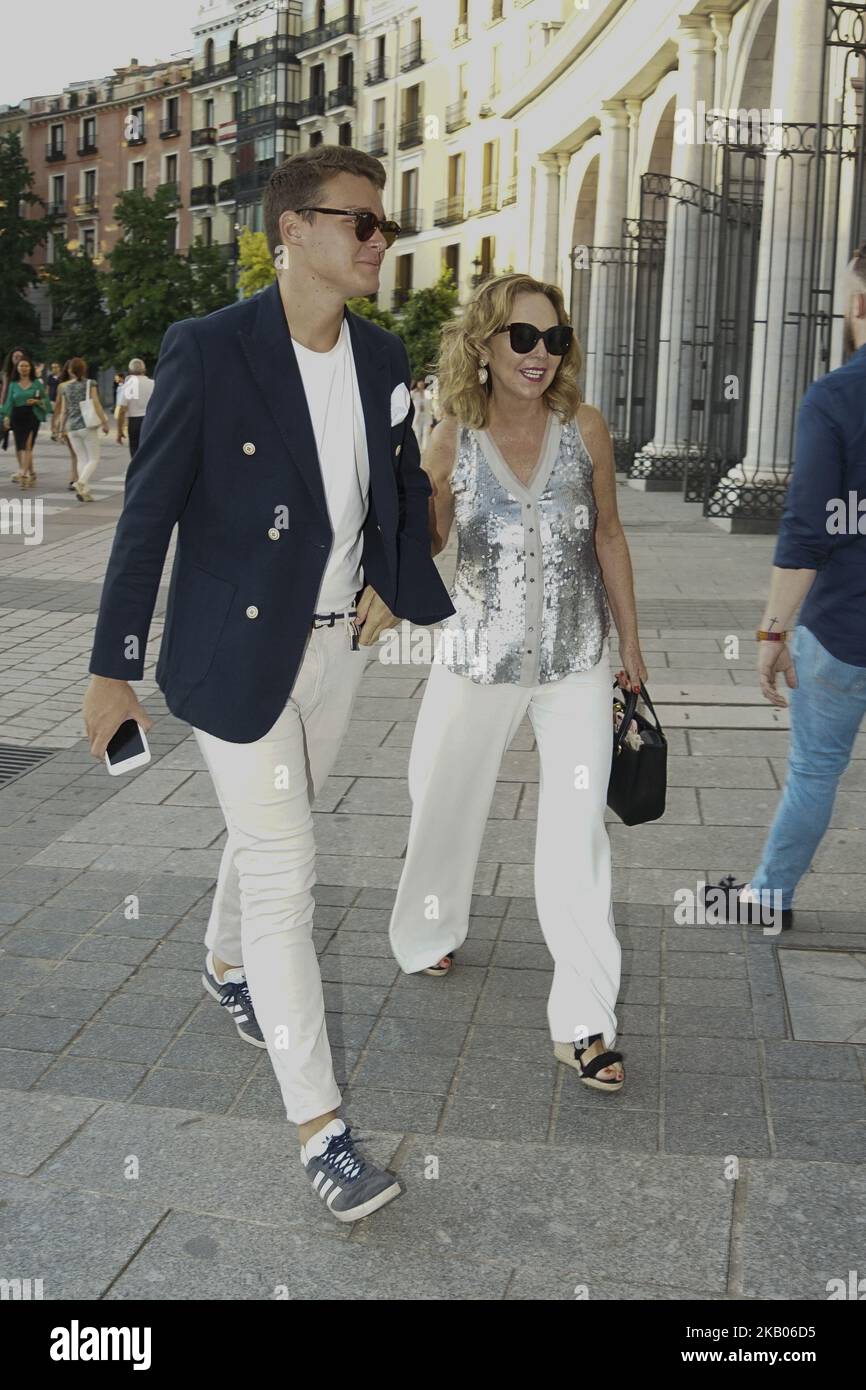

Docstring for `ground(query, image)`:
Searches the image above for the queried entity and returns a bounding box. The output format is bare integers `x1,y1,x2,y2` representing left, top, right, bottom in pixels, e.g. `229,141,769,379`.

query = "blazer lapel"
238,281,328,524
238,281,397,538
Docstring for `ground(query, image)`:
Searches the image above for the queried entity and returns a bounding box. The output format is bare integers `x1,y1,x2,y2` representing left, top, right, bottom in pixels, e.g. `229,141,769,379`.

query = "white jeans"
193,622,372,1125
67,426,102,486
389,645,620,1047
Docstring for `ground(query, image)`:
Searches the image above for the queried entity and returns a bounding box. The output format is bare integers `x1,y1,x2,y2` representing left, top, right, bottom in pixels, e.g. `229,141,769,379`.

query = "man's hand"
355,585,400,647
758,640,797,708
83,675,153,759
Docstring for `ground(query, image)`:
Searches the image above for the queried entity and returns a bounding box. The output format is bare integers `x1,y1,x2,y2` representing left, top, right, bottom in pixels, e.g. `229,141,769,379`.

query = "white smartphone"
105,719,151,776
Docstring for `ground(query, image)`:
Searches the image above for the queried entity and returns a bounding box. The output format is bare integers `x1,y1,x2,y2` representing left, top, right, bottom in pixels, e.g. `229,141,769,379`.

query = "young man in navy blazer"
83,146,454,1222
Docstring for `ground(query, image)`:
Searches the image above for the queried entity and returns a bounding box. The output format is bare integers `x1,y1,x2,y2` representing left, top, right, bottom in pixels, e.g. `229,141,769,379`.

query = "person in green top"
2,355,49,488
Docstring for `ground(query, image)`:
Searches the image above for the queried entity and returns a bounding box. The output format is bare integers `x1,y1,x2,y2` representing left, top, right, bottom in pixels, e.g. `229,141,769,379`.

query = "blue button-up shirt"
774,344,866,667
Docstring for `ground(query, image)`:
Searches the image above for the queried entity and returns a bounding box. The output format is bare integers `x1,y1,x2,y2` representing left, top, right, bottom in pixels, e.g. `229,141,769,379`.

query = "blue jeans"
750,624,866,909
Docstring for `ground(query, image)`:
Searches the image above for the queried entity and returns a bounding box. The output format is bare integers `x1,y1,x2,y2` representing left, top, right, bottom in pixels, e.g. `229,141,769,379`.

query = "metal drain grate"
0,744,58,787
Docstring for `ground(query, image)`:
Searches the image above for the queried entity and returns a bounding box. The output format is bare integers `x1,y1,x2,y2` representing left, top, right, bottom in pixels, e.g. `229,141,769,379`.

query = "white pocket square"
390,381,411,427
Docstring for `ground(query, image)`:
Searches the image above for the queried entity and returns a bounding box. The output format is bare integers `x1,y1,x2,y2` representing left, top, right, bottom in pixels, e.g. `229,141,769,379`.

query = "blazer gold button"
267,528,280,540
243,442,256,456
245,605,259,619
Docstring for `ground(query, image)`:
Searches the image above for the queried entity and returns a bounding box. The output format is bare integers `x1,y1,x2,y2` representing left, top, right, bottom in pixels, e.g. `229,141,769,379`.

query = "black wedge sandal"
422,952,454,977
553,1033,624,1092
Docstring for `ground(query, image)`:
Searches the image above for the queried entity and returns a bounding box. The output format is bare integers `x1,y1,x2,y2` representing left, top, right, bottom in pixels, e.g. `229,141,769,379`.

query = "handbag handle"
612,680,664,754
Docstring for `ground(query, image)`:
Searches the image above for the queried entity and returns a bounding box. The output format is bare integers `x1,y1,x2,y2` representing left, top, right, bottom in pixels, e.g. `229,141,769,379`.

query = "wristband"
756,630,789,642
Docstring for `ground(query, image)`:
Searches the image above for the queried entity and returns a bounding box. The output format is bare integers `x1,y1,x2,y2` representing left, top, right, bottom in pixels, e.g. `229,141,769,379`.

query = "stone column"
582,100,630,418
709,0,826,528
555,150,571,290
530,155,562,283
629,13,716,490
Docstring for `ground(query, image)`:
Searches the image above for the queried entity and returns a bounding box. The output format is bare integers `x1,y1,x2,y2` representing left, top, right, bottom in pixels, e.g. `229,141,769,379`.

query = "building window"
480,235,494,278
204,37,215,71
443,243,460,287
83,169,97,201
51,174,64,210
167,219,178,252
338,122,352,146
205,97,215,126
310,130,323,147
165,153,178,185
49,123,64,154
131,160,145,190
127,105,145,143
82,227,96,257
202,218,213,247
164,96,179,132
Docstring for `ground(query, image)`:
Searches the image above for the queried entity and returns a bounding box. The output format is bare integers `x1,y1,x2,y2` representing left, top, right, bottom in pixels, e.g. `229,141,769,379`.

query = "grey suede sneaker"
202,950,266,1048
300,1119,402,1222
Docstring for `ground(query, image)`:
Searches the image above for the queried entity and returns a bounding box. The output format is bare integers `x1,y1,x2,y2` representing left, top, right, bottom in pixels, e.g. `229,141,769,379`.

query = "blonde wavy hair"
435,272,582,429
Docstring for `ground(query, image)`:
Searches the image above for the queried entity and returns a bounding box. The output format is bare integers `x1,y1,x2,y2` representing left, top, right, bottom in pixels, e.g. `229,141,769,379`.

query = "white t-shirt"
120,374,155,418
291,317,370,612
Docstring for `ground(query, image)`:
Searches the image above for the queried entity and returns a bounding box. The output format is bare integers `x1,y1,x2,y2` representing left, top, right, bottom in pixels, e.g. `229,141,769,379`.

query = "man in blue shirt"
742,249,866,929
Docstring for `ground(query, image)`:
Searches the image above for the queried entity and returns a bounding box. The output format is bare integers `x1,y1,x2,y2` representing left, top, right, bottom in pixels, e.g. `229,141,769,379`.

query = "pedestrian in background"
55,361,80,490
55,357,109,502
2,354,50,488
116,358,154,458
1,347,28,453
410,376,432,453
740,246,866,931
46,361,63,435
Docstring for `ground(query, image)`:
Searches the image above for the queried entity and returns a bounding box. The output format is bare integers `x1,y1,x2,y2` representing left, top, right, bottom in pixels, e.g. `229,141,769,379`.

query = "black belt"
311,609,360,649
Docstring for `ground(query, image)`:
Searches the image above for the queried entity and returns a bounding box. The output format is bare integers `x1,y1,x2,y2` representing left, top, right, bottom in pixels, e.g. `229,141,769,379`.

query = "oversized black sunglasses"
295,206,401,248
495,322,573,356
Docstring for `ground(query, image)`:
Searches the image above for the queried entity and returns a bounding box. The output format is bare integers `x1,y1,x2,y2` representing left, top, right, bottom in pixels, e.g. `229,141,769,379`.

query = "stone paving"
0,435,864,1300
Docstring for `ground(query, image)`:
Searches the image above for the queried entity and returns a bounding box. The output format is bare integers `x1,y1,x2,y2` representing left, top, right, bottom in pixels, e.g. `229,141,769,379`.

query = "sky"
1,0,204,108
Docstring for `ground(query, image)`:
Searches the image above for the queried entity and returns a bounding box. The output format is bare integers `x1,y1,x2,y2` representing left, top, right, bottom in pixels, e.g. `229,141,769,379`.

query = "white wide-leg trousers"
389,646,620,1047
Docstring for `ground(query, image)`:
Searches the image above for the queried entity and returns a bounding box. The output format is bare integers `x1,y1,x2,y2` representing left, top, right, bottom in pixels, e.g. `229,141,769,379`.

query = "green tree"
188,237,236,318
237,227,275,298
42,240,111,368
0,131,53,352
106,186,192,367
391,267,459,380
345,295,397,333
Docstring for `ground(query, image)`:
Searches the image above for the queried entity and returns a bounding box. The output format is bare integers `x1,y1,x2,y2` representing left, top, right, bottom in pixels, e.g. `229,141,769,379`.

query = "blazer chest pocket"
171,564,237,686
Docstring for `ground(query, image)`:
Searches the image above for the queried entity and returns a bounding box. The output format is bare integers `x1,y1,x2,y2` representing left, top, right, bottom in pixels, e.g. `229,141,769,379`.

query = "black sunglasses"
495,322,573,356
295,206,401,248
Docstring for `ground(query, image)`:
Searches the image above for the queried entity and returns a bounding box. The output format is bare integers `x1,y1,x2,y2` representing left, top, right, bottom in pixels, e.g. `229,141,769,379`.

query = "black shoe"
736,885,793,932
202,950,266,1048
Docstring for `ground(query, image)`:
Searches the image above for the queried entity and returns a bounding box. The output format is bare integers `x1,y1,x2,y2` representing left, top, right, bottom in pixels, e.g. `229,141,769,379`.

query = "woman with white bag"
55,357,110,502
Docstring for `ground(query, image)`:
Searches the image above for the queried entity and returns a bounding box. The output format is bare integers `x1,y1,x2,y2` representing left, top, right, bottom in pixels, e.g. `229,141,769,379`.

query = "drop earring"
478,361,489,384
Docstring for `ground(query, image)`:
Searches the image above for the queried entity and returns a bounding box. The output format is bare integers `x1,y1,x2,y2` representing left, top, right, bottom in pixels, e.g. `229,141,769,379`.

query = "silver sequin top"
433,410,610,685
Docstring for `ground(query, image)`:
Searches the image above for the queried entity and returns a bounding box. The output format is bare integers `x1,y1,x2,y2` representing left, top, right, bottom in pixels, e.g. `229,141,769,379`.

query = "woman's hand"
100,422,109,435
615,639,648,693
758,639,797,708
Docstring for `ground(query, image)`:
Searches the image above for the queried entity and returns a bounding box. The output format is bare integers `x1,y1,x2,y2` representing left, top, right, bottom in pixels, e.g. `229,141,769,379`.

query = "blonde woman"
388,273,648,1091
55,357,109,502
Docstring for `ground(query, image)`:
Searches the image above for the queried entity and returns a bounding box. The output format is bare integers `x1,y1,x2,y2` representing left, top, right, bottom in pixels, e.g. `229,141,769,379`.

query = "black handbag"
607,681,668,826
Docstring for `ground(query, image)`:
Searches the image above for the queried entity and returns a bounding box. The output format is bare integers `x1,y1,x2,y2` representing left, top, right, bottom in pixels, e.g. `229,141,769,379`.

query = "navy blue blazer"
88,280,455,742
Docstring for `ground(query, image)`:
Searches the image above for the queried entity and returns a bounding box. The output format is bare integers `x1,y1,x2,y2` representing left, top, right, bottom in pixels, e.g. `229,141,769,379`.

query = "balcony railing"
397,207,420,235
77,137,97,156
363,129,387,156
365,58,387,85
237,102,301,131
392,286,412,310
299,94,326,119
46,144,66,162
127,130,146,146
433,195,464,227
445,100,469,133
298,13,357,51
160,117,181,139
191,127,217,146
73,197,99,216
235,35,300,68
190,183,216,206
48,201,66,217
216,178,235,202
234,161,275,196
452,22,470,45
502,174,517,204
400,39,423,71
156,180,180,201
327,84,356,111
479,182,499,213
191,59,234,86
398,116,423,149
